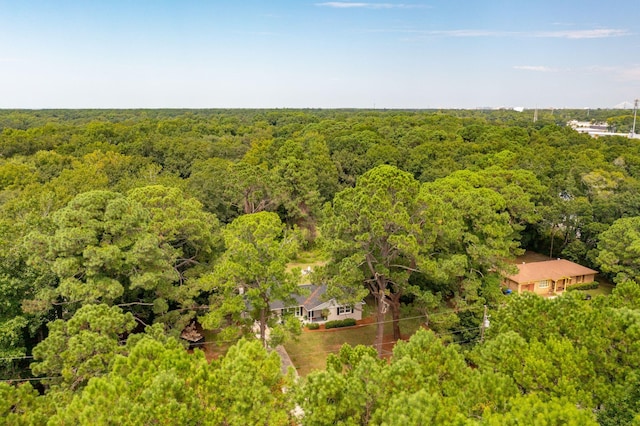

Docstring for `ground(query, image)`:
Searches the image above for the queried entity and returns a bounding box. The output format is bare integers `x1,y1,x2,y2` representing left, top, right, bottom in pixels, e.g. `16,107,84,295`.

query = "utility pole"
480,305,489,343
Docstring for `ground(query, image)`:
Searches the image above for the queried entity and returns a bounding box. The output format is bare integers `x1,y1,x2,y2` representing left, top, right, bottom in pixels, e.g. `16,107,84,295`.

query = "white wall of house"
324,303,363,322
273,301,365,324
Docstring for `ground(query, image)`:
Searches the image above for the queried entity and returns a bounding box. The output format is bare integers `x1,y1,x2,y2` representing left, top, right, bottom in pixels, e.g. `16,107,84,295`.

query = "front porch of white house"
279,300,361,324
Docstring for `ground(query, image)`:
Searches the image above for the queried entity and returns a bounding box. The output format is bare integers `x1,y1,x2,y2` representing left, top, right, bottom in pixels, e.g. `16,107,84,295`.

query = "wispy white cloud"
587,65,640,81
536,29,630,39
584,65,618,73
316,2,426,9
367,27,630,39
427,29,513,37
514,65,558,72
527,64,640,82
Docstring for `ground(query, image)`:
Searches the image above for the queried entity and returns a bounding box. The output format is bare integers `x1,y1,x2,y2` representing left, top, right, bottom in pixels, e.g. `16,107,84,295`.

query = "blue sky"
1,0,639,109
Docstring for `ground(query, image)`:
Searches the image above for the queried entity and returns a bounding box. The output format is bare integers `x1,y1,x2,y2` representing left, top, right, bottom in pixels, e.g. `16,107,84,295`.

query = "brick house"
503,258,598,296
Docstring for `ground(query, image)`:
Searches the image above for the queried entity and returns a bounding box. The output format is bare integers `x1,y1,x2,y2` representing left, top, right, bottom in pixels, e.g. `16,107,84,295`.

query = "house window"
576,275,584,284
538,280,550,289
337,305,353,315
283,306,303,317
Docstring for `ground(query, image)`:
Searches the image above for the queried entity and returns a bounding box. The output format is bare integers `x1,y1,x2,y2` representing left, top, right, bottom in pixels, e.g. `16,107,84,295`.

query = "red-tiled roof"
506,259,598,283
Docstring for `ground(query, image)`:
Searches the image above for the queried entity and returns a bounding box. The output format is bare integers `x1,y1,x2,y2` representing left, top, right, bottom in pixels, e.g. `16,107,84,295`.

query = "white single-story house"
270,284,364,323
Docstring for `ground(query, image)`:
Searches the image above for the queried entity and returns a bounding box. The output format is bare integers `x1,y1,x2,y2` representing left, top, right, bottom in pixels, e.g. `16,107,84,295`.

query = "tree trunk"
54,303,63,320
259,307,267,347
375,291,385,357
373,274,389,358
367,267,388,358
388,293,402,341
243,194,252,215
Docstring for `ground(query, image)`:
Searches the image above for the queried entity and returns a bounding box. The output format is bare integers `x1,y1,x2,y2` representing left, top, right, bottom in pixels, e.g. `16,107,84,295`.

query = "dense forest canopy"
1,108,640,424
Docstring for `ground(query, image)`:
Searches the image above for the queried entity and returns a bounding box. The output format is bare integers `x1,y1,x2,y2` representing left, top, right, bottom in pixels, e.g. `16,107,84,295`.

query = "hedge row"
306,323,320,330
567,282,599,292
324,318,357,329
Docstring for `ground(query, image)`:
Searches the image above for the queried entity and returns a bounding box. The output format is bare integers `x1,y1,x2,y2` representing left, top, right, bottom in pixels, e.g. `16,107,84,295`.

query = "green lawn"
290,247,327,264
283,313,424,376
582,280,615,297
287,248,328,284
207,246,429,375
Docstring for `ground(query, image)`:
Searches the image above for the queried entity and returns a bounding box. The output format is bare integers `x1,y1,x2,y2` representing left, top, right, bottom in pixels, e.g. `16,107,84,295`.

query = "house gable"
269,284,363,323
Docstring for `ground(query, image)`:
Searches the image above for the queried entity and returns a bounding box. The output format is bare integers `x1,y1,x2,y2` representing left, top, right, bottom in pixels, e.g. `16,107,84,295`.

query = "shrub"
567,282,599,292
325,318,357,329
324,320,340,329
306,323,320,330
342,318,357,327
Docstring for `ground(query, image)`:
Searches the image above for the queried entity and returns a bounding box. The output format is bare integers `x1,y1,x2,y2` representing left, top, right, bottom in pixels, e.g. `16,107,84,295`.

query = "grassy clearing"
287,248,328,284
291,247,327,264
583,280,615,297
284,324,379,376
283,311,424,376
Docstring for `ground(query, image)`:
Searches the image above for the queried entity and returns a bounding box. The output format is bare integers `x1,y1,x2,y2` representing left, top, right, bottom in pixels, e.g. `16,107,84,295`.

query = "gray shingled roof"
269,284,329,311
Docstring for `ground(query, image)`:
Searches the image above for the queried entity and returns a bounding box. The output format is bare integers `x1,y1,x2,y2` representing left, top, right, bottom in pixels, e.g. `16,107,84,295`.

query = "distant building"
567,120,636,139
